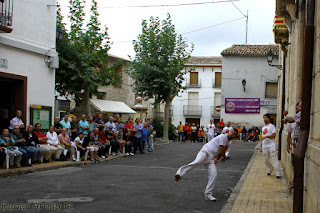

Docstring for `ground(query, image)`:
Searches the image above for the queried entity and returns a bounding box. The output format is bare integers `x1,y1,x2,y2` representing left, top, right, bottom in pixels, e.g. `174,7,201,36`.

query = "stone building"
274,0,320,212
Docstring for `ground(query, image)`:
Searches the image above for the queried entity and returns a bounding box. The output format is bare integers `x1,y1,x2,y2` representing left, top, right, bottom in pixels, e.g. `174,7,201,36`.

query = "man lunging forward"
175,129,238,202
260,114,281,178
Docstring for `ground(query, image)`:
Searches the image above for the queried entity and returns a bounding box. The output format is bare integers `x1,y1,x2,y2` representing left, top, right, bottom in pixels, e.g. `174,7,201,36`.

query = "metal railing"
186,79,201,88
210,106,221,116
183,105,202,116
212,79,221,88
0,0,13,27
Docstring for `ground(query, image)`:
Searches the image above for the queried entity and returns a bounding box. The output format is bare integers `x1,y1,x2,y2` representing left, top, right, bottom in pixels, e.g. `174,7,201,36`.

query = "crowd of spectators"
0,110,156,169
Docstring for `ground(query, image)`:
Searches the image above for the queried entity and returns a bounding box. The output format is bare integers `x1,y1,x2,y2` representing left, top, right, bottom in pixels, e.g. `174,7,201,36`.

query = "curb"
0,154,128,178
220,142,261,213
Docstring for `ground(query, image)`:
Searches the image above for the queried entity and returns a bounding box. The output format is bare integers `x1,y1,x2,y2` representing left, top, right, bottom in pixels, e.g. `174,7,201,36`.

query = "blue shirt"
115,122,125,132
88,122,96,132
0,135,15,149
60,120,71,136
93,133,99,145
134,123,143,138
79,120,89,135
105,122,116,132
141,127,149,141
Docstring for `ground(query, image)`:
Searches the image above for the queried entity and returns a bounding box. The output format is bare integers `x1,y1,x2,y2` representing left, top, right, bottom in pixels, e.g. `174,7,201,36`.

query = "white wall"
0,0,57,126
172,65,222,127
220,56,278,128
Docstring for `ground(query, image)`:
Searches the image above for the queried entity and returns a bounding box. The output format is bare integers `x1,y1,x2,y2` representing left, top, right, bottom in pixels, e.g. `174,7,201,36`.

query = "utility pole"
245,10,248,44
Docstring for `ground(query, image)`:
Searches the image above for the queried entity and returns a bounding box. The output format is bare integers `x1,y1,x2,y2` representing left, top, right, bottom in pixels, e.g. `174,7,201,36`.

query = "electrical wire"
228,0,246,17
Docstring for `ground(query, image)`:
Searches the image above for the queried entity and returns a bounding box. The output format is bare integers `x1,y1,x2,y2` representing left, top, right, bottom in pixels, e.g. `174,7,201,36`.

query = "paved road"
0,140,257,213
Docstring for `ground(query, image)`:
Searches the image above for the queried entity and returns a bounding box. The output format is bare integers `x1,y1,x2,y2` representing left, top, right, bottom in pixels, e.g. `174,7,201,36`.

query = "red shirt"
126,122,134,136
33,130,47,144
183,125,188,132
98,132,107,142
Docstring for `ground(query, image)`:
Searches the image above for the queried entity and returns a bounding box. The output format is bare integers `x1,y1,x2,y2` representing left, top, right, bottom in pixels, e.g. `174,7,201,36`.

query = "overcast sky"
60,0,276,60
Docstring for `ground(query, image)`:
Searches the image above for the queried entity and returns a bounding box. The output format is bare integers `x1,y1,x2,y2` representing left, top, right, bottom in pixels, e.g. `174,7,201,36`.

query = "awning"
90,99,136,114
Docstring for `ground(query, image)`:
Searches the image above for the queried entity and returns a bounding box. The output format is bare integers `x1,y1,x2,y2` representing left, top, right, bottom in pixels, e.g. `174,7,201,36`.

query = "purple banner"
225,98,260,113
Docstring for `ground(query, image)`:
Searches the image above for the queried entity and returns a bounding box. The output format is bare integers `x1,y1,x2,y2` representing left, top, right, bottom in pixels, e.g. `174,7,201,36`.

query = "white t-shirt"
262,123,276,148
286,123,296,138
203,134,230,158
46,132,59,145
72,136,84,148
207,123,216,135
222,126,233,134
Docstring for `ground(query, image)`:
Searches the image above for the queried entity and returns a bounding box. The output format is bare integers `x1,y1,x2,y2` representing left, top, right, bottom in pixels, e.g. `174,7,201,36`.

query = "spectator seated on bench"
10,125,34,167
33,123,56,162
22,125,45,164
0,129,23,168
71,132,87,161
58,128,75,160
46,125,64,161
98,127,110,158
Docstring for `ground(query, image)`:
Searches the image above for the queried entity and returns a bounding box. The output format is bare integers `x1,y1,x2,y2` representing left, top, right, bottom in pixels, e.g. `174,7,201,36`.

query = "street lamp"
56,26,65,43
242,79,246,91
266,50,283,70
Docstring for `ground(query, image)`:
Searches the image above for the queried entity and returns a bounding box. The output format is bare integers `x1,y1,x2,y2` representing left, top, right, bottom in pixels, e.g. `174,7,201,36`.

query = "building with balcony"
171,56,222,127
0,0,58,130
220,45,279,128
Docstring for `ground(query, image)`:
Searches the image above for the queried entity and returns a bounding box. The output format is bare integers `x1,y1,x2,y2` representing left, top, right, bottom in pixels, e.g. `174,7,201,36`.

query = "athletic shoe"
126,153,130,156
175,174,181,182
205,195,216,202
130,152,134,156
72,157,76,161
112,152,116,156
276,176,281,179
101,156,106,159
267,169,274,176
97,156,101,160
267,172,271,176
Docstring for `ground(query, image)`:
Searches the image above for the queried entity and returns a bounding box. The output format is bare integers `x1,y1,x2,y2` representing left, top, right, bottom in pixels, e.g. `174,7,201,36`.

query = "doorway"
186,118,200,126
0,72,27,131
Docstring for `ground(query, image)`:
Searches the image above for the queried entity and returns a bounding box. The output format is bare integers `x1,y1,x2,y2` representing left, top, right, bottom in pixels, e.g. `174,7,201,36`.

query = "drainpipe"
278,53,286,160
293,0,315,212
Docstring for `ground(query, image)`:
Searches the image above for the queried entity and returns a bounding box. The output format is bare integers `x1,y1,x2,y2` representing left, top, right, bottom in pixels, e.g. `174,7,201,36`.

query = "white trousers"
225,141,232,157
262,144,281,176
176,148,217,198
207,134,214,143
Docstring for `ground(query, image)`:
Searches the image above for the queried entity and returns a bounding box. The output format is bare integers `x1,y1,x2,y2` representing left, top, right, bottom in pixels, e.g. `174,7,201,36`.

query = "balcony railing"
210,106,221,116
186,79,201,88
212,79,221,88
0,0,13,27
183,105,202,116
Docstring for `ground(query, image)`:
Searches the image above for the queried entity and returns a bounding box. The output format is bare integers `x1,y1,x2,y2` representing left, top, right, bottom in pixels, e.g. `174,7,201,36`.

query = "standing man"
222,121,234,159
260,114,281,178
9,110,25,133
217,119,224,134
54,117,63,134
175,129,239,201
133,118,144,154
177,121,184,143
70,116,79,141
79,114,90,137
207,120,216,142
60,114,71,137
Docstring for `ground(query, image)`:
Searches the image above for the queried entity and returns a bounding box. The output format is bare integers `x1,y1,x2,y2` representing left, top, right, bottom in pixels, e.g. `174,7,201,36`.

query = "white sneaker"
97,156,101,160
126,153,130,156
101,156,106,159
205,195,216,202
112,152,116,156
72,157,76,161
130,152,134,156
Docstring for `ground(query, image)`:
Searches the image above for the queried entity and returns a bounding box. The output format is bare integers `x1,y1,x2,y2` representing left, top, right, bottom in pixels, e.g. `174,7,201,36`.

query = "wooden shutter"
265,82,278,98
215,72,221,87
190,72,198,85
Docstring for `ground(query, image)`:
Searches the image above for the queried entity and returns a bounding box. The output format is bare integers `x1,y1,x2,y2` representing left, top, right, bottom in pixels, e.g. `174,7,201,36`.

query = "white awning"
90,99,136,114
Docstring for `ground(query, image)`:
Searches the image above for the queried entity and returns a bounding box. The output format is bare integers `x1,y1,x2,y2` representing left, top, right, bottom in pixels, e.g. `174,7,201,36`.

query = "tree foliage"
56,0,120,114
128,14,193,140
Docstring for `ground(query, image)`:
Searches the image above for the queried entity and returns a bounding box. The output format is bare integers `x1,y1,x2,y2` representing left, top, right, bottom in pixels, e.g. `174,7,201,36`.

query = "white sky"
60,0,276,60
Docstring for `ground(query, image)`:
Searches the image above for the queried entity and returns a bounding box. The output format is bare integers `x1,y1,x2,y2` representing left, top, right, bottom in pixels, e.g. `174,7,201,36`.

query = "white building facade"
171,57,222,127
220,45,279,128
0,0,58,130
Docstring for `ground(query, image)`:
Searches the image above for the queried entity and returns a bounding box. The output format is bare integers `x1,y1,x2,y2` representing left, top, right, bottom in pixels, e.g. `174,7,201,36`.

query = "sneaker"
101,156,106,159
97,156,101,160
175,174,181,182
112,152,116,156
129,152,134,156
126,153,130,156
205,195,216,202
276,176,281,179
72,157,76,161
267,169,274,176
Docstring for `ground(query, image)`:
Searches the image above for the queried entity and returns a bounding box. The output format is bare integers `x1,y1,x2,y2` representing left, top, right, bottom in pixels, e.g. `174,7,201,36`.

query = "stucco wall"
171,65,222,127
220,56,278,127
0,0,57,126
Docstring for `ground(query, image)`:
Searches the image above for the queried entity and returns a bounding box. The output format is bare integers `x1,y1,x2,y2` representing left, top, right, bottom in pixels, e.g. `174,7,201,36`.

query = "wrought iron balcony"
0,0,13,33
186,79,201,88
183,105,202,116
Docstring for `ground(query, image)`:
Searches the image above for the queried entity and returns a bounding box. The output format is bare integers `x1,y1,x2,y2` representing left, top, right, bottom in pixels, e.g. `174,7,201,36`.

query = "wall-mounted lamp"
44,56,53,67
266,50,283,70
242,79,246,91
56,26,66,43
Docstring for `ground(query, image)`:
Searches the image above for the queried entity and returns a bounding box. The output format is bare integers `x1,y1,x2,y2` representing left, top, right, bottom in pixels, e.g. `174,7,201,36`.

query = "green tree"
129,14,193,141
56,0,120,115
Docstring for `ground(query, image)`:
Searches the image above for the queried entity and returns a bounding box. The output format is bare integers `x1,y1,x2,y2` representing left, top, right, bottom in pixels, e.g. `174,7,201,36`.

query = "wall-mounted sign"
225,98,260,113
30,105,52,130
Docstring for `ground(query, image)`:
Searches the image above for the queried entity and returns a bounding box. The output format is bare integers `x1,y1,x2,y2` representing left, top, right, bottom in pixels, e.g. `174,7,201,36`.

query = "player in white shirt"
175,129,239,202
206,120,216,142
260,114,281,178
222,121,234,158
